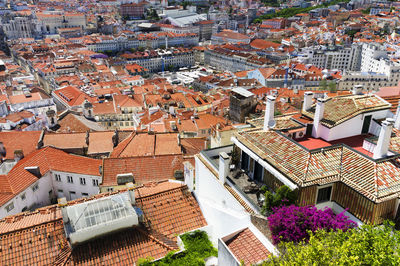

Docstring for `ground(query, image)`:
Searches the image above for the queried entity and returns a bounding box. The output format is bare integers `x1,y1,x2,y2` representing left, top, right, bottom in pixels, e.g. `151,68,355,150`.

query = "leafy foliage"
138,230,217,266
254,0,351,23
268,205,356,244
262,185,297,215
262,0,280,7
265,221,400,265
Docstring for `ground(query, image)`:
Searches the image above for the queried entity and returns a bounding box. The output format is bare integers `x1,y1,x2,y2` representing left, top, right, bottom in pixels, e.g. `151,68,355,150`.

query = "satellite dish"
268,120,276,129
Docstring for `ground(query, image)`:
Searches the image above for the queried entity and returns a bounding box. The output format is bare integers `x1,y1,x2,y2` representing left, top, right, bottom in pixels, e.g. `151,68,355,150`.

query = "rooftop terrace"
297,134,375,157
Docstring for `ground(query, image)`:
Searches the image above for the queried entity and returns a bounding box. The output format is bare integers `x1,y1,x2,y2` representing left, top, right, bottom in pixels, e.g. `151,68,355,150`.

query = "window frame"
5,202,14,212
316,185,333,204
32,183,39,192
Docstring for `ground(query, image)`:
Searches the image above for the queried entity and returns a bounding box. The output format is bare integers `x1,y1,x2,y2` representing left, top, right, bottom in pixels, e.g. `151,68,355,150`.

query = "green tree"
319,79,328,91
137,46,145,52
265,221,400,265
328,81,337,93
262,185,297,215
138,230,217,266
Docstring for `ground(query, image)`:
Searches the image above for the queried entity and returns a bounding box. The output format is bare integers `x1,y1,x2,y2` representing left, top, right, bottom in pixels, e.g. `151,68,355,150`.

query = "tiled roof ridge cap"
112,131,136,157
106,153,183,160
137,184,188,200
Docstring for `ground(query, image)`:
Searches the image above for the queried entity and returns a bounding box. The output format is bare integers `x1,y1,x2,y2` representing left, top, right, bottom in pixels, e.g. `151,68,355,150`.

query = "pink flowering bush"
268,205,357,244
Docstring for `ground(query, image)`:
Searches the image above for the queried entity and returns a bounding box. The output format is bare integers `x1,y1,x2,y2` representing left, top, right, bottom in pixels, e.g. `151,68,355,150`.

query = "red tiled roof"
0,181,207,265
53,86,96,107
43,132,88,149
111,132,181,157
225,228,270,265
0,131,42,160
102,154,183,186
0,147,101,206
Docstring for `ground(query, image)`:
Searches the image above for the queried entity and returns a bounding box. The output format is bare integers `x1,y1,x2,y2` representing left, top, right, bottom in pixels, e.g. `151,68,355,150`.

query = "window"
92,179,99,187
5,202,14,212
80,177,86,185
55,174,61,182
58,189,63,193
69,191,76,197
32,183,39,192
107,187,114,192
67,176,73,183
82,193,89,197
316,186,332,204
20,193,26,200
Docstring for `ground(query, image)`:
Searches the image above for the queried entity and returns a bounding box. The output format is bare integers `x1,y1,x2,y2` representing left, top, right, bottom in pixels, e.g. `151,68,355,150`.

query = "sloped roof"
111,132,181,157
43,132,88,149
102,154,183,186
0,147,101,206
0,181,207,265
236,129,400,203
302,95,391,128
0,131,42,160
224,228,270,266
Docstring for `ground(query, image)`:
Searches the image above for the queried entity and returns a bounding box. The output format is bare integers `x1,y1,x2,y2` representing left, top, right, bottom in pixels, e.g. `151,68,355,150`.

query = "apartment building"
120,2,146,19
300,44,362,71
122,48,195,72
204,47,271,72
36,12,87,35
0,147,101,219
211,29,251,45
85,33,199,52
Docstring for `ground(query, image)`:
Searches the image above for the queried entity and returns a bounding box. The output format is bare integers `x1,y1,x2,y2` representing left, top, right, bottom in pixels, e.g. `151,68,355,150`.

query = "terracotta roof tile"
0,181,206,265
0,131,42,160
102,154,183,186
43,132,88,149
0,147,101,206
225,228,270,265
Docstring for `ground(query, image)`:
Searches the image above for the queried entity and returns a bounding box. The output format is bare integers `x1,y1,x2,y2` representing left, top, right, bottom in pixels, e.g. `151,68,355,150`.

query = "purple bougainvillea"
268,205,357,244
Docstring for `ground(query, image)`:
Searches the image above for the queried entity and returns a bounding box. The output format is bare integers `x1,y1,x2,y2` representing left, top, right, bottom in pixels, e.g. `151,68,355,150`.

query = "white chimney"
126,182,135,205
312,98,326,138
394,100,400,130
373,118,394,159
352,85,363,95
218,152,230,184
303,91,313,112
263,95,276,131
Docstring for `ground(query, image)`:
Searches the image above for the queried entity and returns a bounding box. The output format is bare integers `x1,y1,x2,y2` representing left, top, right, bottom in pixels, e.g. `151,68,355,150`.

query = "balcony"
201,145,262,213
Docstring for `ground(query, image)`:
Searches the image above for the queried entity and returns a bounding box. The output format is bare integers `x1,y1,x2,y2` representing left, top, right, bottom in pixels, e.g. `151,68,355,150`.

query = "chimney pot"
352,85,363,95
218,152,230,184
263,96,276,131
373,118,394,159
312,98,326,138
303,91,313,112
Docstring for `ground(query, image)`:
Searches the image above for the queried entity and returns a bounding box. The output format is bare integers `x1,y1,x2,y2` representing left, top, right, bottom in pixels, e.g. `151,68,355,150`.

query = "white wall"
50,170,101,200
194,154,277,257
320,109,389,141
0,170,101,219
218,238,240,266
0,173,53,218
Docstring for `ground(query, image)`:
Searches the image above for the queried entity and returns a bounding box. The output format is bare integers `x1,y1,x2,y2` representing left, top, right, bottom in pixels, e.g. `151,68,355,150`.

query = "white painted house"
0,147,101,219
